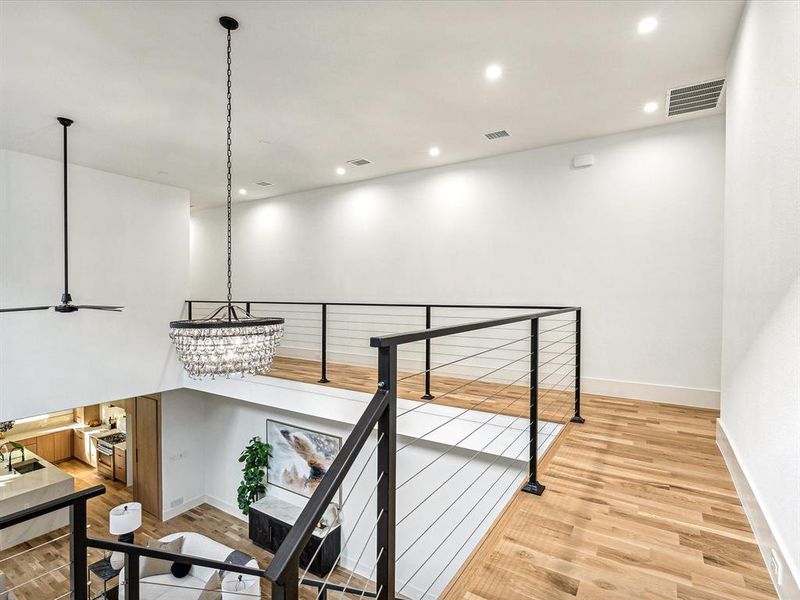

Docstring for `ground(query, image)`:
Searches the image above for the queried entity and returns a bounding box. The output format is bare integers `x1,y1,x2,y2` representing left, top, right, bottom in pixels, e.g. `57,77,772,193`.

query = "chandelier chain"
226,27,233,312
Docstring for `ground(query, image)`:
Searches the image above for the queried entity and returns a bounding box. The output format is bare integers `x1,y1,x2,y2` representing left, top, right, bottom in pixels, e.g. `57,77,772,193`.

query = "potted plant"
237,436,271,515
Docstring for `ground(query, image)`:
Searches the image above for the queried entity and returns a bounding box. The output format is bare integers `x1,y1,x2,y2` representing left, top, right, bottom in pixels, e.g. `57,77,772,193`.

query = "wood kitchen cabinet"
14,437,38,455
114,446,127,483
36,434,55,462
53,430,72,462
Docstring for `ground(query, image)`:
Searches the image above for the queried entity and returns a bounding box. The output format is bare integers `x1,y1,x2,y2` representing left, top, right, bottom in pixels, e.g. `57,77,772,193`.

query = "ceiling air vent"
484,129,510,140
666,78,725,116
255,181,272,187
347,158,372,167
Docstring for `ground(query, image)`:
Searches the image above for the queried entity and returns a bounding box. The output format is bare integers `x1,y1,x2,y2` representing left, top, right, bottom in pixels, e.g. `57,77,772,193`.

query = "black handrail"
370,307,580,347
186,300,570,309
267,305,583,599
265,388,390,583
87,537,268,579
0,484,105,528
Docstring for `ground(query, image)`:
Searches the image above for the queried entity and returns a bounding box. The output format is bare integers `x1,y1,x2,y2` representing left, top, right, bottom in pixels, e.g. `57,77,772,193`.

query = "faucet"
4,443,24,472
3,444,12,472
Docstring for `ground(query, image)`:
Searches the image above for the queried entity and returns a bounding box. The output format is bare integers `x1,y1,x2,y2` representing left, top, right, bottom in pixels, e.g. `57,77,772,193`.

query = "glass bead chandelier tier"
170,306,284,379
169,16,284,379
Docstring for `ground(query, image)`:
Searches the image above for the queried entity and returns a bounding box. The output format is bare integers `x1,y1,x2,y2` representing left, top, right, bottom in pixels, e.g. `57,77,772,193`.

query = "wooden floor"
441,396,776,600
0,361,775,600
268,356,576,424
0,461,372,599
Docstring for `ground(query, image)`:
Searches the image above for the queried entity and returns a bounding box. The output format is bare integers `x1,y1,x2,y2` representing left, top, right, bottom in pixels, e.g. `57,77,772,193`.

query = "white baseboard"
162,494,206,521
203,493,248,524
583,377,719,408
717,420,799,599
280,346,721,408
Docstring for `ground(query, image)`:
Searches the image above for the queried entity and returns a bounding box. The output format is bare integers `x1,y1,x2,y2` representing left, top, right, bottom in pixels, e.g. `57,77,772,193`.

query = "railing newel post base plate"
570,416,586,424
420,393,434,400
318,377,330,384
522,481,546,496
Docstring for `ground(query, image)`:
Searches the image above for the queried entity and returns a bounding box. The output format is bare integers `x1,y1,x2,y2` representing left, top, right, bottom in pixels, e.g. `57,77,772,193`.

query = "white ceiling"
0,1,744,208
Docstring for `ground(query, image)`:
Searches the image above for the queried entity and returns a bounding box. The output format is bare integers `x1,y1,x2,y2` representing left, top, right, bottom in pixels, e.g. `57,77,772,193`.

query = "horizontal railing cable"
396,350,537,420
397,333,533,382
4,562,72,593
396,404,537,531
397,367,534,451
397,432,532,594
0,529,74,563
136,580,263,597
299,436,385,582
396,380,535,491
315,508,385,599
335,546,384,600
417,437,533,599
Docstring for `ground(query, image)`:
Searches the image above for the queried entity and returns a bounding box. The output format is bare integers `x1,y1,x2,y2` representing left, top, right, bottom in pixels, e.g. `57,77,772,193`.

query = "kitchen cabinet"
14,437,38,454
53,430,72,462
36,433,55,462
114,446,127,483
73,430,88,463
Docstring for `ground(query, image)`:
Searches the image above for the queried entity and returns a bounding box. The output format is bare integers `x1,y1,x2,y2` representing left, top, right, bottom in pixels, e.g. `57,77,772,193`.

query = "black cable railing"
185,300,576,398
267,305,583,600
0,303,583,600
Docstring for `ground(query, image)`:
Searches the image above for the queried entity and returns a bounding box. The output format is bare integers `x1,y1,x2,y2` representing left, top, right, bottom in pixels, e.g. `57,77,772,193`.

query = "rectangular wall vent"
347,158,372,167
484,129,510,140
666,78,725,116
255,181,272,187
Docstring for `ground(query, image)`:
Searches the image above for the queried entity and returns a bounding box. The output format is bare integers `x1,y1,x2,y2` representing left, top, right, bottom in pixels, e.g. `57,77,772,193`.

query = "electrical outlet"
768,548,784,587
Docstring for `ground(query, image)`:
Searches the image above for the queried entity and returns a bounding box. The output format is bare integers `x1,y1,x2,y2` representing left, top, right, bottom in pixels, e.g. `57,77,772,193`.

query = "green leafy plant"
237,436,271,515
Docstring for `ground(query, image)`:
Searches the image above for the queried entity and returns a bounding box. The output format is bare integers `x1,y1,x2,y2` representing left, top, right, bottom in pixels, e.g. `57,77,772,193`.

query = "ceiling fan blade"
74,305,124,311
0,306,54,313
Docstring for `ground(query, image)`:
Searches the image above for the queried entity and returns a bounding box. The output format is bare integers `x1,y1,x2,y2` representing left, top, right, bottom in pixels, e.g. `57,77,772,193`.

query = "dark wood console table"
249,496,341,577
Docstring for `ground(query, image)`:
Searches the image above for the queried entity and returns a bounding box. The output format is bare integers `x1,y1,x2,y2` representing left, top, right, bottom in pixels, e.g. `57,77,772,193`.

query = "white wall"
0,150,190,420
190,116,725,407
719,0,800,595
161,377,533,599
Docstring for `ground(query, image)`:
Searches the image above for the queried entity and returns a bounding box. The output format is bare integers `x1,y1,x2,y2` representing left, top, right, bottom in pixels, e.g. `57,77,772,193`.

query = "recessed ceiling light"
637,17,658,34
238,188,247,195
336,167,346,175
485,64,503,81
428,146,441,157
643,101,659,114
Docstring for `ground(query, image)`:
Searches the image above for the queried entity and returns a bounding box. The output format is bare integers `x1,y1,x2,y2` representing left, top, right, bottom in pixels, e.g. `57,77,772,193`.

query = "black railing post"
187,300,193,321
421,305,434,400
522,318,545,495
319,303,330,383
271,554,300,600
376,345,397,600
571,308,585,424
246,301,251,314
70,498,89,600
126,551,140,600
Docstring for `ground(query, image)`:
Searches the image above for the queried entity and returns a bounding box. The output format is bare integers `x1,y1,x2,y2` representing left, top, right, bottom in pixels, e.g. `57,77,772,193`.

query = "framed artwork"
266,419,342,503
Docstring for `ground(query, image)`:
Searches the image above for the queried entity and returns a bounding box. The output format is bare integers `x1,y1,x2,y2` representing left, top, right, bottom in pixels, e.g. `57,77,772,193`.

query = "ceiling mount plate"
57,117,73,127
219,16,239,31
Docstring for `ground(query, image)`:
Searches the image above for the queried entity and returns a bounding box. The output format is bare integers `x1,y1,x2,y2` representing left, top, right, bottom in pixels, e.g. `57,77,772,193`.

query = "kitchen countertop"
1,422,110,444
0,449,74,502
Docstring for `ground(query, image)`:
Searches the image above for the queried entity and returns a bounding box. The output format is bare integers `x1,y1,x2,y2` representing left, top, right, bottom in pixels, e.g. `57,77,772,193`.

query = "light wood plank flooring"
441,396,776,600
0,461,373,599
0,363,775,600
268,356,576,424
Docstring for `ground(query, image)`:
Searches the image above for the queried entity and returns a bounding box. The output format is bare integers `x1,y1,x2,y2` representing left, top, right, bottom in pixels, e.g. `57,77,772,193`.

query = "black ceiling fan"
0,117,123,314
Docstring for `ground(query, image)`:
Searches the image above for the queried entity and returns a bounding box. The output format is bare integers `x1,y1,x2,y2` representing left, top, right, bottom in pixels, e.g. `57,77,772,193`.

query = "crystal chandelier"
170,16,284,379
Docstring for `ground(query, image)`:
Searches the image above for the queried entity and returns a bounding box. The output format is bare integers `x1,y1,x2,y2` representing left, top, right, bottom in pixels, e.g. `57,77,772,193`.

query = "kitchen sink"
13,459,45,474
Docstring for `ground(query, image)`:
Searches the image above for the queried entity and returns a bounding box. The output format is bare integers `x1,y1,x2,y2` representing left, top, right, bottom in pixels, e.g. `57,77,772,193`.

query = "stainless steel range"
96,432,125,479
